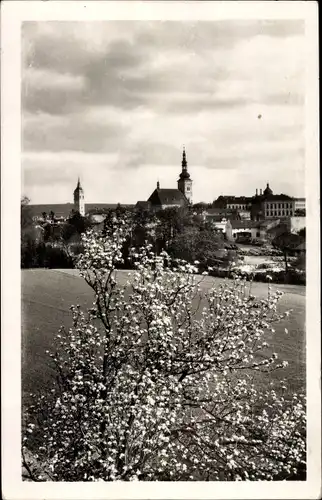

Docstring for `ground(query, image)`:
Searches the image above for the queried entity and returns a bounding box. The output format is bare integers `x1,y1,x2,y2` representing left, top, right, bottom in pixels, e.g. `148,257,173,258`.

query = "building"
201,207,241,223
213,183,305,221
73,177,85,216
262,196,295,219
294,198,306,211
148,182,188,211
226,197,252,211
135,201,151,211
287,216,306,234
213,195,252,211
252,184,295,219
147,147,193,211
225,218,281,242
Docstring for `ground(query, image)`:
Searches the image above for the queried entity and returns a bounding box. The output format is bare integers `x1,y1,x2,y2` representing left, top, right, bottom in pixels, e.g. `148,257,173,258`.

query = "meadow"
22,269,306,409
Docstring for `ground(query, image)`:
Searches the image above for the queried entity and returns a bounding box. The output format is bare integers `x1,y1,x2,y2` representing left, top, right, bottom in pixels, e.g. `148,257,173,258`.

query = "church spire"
182,145,187,172
179,146,190,180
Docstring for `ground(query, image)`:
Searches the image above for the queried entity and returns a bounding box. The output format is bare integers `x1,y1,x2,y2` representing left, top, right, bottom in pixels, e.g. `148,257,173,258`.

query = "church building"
146,147,193,211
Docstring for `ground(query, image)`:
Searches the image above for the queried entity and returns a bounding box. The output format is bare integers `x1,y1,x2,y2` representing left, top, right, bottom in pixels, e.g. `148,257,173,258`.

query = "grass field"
22,269,306,409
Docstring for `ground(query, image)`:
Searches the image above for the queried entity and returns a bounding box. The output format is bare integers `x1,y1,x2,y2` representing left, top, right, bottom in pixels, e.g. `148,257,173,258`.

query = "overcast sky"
22,20,305,205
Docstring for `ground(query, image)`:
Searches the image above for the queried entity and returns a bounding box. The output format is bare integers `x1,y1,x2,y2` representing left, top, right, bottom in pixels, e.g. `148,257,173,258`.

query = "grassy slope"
22,269,305,408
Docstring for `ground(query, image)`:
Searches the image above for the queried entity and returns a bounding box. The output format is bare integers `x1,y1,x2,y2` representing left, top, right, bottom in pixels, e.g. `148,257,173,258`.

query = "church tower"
177,146,193,203
73,177,85,216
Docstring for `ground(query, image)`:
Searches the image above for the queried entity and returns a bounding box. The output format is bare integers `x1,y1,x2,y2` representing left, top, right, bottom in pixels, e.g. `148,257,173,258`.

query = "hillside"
22,269,306,408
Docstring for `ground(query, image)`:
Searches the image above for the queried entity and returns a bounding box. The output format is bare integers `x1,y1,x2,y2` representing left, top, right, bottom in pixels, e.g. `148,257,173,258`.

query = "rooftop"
230,220,260,229
148,188,188,206
263,194,293,202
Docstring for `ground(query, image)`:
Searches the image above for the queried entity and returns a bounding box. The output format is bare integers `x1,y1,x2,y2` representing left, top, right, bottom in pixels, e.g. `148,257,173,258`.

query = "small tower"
73,177,85,216
177,146,193,203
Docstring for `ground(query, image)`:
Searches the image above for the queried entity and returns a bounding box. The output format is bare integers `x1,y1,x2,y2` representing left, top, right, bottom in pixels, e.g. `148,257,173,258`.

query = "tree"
21,197,40,268
298,227,306,239
168,226,228,270
21,196,33,230
154,207,192,252
23,221,306,481
272,231,302,273
64,211,91,239
211,196,227,209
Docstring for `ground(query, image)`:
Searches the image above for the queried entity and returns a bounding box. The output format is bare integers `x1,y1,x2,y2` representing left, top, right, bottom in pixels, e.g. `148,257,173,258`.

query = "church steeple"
178,146,193,203
179,146,190,179
73,176,85,216
182,146,187,170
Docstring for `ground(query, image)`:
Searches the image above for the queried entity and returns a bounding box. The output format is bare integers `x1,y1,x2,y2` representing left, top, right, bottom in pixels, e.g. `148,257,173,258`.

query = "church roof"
148,188,188,206
135,201,151,210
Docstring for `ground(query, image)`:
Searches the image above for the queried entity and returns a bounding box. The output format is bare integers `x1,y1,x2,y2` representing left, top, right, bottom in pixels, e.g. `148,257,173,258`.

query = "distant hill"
29,203,135,218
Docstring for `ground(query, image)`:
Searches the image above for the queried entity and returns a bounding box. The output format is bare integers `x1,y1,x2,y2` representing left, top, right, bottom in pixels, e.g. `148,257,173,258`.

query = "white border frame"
1,2,320,499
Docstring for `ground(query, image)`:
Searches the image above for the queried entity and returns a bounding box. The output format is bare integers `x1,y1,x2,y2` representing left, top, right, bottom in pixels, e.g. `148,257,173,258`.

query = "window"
186,187,190,191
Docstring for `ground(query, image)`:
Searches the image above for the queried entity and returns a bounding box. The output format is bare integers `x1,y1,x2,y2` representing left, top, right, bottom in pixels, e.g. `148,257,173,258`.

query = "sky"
22,20,306,205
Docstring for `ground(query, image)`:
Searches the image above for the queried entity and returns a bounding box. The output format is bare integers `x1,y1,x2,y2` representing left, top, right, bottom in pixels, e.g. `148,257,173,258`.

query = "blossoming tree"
23,216,306,481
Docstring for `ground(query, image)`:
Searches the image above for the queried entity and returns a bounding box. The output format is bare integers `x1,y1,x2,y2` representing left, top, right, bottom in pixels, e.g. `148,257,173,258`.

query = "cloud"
22,20,306,203
22,110,130,153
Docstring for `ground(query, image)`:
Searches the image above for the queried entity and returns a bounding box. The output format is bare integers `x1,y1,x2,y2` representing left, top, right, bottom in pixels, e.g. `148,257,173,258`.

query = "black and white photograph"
1,2,320,499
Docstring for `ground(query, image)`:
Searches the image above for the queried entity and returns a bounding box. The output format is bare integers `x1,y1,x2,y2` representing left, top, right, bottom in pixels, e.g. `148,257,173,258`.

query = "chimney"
260,188,262,195
256,189,258,196
157,181,160,190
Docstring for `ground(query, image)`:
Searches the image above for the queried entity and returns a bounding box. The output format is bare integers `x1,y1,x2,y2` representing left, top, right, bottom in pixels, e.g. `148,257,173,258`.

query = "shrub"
43,244,74,269
23,221,306,481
